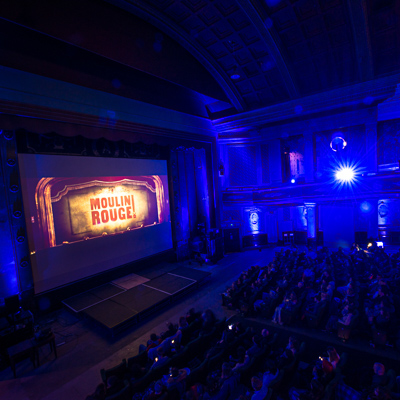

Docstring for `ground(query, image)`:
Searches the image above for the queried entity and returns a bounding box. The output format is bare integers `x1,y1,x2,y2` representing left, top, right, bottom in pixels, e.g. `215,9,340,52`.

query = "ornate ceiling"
0,0,399,120
107,0,400,116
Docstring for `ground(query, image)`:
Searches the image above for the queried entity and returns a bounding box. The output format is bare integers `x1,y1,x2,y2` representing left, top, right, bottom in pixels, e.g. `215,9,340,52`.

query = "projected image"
34,176,168,249
18,154,173,294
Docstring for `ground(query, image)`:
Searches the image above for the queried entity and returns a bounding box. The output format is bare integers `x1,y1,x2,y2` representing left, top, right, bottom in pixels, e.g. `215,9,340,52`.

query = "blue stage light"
360,201,372,213
291,178,296,183
335,166,355,183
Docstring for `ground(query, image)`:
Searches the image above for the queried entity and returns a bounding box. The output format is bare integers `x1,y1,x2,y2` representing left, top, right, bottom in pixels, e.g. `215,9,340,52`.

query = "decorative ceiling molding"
105,0,245,112
222,173,400,206
0,65,217,139
236,0,298,98
214,72,400,136
378,83,400,122
346,0,374,81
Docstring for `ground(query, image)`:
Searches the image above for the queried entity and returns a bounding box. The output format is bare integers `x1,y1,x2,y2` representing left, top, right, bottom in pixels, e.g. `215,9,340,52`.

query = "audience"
86,243,400,400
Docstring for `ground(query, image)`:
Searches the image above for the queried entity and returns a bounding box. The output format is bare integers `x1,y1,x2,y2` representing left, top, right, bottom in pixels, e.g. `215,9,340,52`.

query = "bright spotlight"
291,178,295,184
335,167,355,183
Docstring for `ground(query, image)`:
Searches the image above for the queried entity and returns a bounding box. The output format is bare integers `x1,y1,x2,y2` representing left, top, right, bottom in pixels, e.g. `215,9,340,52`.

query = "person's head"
167,322,175,332
150,333,158,342
251,376,262,391
374,363,385,376
261,329,269,338
179,316,188,328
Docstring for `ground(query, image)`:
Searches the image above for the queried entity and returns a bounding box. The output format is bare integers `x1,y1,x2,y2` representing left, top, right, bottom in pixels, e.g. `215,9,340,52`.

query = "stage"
62,267,210,335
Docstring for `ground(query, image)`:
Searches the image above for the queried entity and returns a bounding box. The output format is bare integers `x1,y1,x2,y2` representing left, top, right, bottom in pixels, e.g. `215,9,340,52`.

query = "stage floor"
62,267,210,335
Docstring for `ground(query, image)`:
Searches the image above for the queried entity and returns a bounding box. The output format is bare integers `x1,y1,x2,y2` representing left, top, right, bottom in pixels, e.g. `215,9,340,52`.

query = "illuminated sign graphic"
34,176,168,248
90,195,136,225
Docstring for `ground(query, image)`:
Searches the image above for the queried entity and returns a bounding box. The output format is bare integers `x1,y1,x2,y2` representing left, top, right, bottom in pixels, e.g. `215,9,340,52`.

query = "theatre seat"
101,359,127,384
105,380,130,400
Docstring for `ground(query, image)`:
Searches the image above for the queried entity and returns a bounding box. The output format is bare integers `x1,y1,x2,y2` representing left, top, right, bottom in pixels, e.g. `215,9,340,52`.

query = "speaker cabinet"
223,228,241,253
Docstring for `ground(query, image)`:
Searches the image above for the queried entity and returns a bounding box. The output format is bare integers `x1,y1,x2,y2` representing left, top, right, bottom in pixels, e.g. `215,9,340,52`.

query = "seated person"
254,289,278,313
277,349,294,369
201,309,216,333
250,377,266,400
289,378,324,400
259,359,279,389
231,346,249,371
167,367,189,397
147,381,166,400
213,363,241,400
146,333,162,352
325,304,353,332
287,336,299,356
372,363,389,388
150,347,169,370
326,347,340,370
247,334,262,358
272,291,298,325
186,308,201,324
260,329,271,348
161,322,177,340
169,316,189,346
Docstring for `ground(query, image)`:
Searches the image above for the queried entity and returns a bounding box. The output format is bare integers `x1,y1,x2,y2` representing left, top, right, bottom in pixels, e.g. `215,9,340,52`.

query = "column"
304,202,317,246
365,122,378,173
303,132,314,183
268,139,282,184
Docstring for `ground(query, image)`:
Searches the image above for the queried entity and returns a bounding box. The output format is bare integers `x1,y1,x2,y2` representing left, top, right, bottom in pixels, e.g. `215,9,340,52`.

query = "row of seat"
99,318,228,399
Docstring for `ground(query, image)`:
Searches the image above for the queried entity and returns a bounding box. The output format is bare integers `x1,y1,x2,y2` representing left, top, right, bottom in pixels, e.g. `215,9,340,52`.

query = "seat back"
207,350,224,372
127,350,148,369
186,358,208,388
101,359,127,384
170,346,190,368
214,317,227,335
105,380,131,400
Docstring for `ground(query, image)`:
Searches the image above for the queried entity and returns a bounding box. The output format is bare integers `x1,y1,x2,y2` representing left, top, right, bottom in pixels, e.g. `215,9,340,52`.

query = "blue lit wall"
0,130,33,300
0,149,19,297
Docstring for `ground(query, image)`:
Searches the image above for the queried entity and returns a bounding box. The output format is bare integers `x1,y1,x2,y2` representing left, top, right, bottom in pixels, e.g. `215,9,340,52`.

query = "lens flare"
335,167,355,183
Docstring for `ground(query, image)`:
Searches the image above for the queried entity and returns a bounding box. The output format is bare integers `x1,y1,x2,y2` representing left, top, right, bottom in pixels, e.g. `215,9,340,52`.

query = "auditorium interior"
1,1,400,399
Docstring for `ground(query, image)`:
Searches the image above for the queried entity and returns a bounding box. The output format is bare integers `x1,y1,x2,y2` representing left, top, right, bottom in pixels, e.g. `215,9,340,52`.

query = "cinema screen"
18,154,173,293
